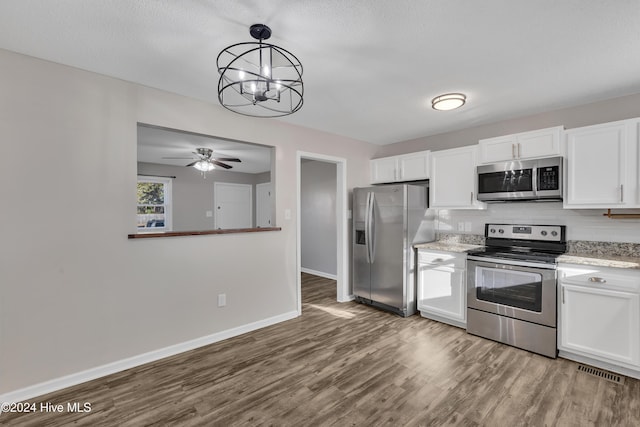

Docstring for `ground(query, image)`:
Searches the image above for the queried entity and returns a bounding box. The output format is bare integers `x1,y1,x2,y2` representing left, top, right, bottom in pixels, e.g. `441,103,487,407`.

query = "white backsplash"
435,202,640,243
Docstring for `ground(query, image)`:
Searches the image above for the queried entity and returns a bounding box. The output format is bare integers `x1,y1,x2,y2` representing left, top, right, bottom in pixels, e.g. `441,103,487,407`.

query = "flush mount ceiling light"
431,93,466,111
217,24,304,117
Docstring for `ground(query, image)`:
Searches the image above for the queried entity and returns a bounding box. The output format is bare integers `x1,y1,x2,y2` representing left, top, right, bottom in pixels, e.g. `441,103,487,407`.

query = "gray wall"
301,160,337,277
0,48,375,396
137,162,269,230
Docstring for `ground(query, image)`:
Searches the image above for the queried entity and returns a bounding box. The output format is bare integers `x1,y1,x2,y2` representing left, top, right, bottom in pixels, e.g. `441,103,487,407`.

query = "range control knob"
490,228,496,234
498,229,504,234
541,230,548,236
551,231,558,237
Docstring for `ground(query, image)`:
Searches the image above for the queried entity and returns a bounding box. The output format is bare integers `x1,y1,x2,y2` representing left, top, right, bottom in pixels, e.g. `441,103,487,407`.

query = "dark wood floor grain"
2,273,639,426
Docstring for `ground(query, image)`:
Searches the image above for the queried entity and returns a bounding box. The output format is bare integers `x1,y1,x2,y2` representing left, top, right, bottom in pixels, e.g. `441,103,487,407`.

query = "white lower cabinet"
417,250,466,328
558,264,640,377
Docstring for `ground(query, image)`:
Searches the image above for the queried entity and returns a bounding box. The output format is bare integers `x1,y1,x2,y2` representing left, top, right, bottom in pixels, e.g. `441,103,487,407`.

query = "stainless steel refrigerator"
353,184,435,317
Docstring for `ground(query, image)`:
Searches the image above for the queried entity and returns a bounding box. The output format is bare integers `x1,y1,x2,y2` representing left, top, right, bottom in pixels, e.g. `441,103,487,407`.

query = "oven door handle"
466,255,557,270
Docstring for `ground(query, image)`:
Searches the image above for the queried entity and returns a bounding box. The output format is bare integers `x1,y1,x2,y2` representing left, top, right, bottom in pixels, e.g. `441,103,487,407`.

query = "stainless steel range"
466,224,566,358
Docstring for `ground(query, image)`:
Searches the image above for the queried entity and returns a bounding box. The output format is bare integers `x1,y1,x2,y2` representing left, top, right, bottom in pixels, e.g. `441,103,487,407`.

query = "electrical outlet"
218,294,226,307
464,222,472,232
457,222,465,232
206,210,213,217
284,209,291,220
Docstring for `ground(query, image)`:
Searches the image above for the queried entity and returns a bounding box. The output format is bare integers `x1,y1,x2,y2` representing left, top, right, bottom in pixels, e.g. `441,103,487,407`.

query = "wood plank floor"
3,273,639,426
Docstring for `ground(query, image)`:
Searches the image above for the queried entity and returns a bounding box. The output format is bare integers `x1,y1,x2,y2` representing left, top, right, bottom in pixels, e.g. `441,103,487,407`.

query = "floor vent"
577,364,625,384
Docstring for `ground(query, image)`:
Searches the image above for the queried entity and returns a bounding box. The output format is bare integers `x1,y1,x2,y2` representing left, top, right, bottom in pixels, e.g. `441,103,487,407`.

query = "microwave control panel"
538,166,560,190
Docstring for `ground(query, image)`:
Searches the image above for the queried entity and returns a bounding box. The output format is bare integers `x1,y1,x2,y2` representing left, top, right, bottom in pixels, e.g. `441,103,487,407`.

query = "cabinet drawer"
417,250,466,269
561,272,640,293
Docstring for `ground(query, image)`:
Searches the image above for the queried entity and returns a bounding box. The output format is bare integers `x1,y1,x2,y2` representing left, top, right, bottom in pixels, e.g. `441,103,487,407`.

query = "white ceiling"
1,1,640,145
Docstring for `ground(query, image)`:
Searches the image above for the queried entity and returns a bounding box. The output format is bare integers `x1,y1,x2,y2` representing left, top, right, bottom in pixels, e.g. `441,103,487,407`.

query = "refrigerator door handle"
365,192,372,264
369,192,376,263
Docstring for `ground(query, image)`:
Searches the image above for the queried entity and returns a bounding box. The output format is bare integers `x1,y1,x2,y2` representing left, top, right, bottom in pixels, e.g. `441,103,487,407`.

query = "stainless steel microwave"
476,156,563,202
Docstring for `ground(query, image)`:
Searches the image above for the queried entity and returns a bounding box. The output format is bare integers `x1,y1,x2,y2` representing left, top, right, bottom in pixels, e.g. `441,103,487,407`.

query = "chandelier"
217,24,304,117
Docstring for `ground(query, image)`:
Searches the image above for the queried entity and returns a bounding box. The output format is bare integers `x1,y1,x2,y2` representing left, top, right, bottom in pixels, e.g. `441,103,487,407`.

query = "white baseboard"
300,268,337,280
338,294,356,303
0,310,299,403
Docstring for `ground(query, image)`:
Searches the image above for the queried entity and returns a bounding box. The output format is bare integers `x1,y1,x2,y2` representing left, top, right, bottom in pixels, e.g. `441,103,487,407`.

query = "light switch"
285,209,291,220
206,210,213,217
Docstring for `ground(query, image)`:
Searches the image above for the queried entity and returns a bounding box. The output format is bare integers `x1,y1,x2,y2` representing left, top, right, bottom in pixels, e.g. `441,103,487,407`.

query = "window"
137,176,172,231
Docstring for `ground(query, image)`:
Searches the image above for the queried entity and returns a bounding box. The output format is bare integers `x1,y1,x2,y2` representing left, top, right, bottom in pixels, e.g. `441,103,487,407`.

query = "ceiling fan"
163,148,241,171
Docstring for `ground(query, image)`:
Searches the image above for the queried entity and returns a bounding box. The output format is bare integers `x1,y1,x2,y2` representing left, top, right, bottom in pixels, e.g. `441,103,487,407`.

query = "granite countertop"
557,253,640,270
558,241,640,270
414,241,484,253
414,235,640,269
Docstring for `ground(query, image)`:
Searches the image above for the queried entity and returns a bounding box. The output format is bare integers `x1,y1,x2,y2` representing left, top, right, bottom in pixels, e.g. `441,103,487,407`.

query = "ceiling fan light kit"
193,160,215,172
163,147,241,177
217,24,304,117
432,93,466,111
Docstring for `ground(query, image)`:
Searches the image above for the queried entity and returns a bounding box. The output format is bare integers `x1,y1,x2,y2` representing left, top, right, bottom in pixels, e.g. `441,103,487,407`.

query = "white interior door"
214,182,252,229
256,182,273,227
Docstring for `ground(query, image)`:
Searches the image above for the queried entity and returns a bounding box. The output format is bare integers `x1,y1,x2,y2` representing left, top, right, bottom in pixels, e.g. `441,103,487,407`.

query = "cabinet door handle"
432,258,444,263
512,144,516,159
562,288,565,304
621,184,624,203
517,143,521,158
588,277,606,283
470,191,474,204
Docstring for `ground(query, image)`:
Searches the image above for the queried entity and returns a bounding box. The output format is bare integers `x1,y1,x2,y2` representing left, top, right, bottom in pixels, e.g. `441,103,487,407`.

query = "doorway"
255,182,273,227
296,152,349,315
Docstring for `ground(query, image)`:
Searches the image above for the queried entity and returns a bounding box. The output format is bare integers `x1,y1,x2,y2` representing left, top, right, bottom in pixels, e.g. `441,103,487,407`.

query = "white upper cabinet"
564,118,639,208
370,156,399,184
478,126,563,164
430,145,485,209
370,150,430,184
398,151,430,181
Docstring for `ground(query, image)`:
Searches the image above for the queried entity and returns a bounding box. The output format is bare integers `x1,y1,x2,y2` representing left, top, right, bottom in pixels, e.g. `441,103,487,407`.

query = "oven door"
467,258,557,327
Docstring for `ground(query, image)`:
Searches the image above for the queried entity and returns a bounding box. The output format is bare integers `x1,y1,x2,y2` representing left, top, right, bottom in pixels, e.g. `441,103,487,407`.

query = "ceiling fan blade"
214,157,241,162
185,161,198,167
212,160,233,169
162,156,195,159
